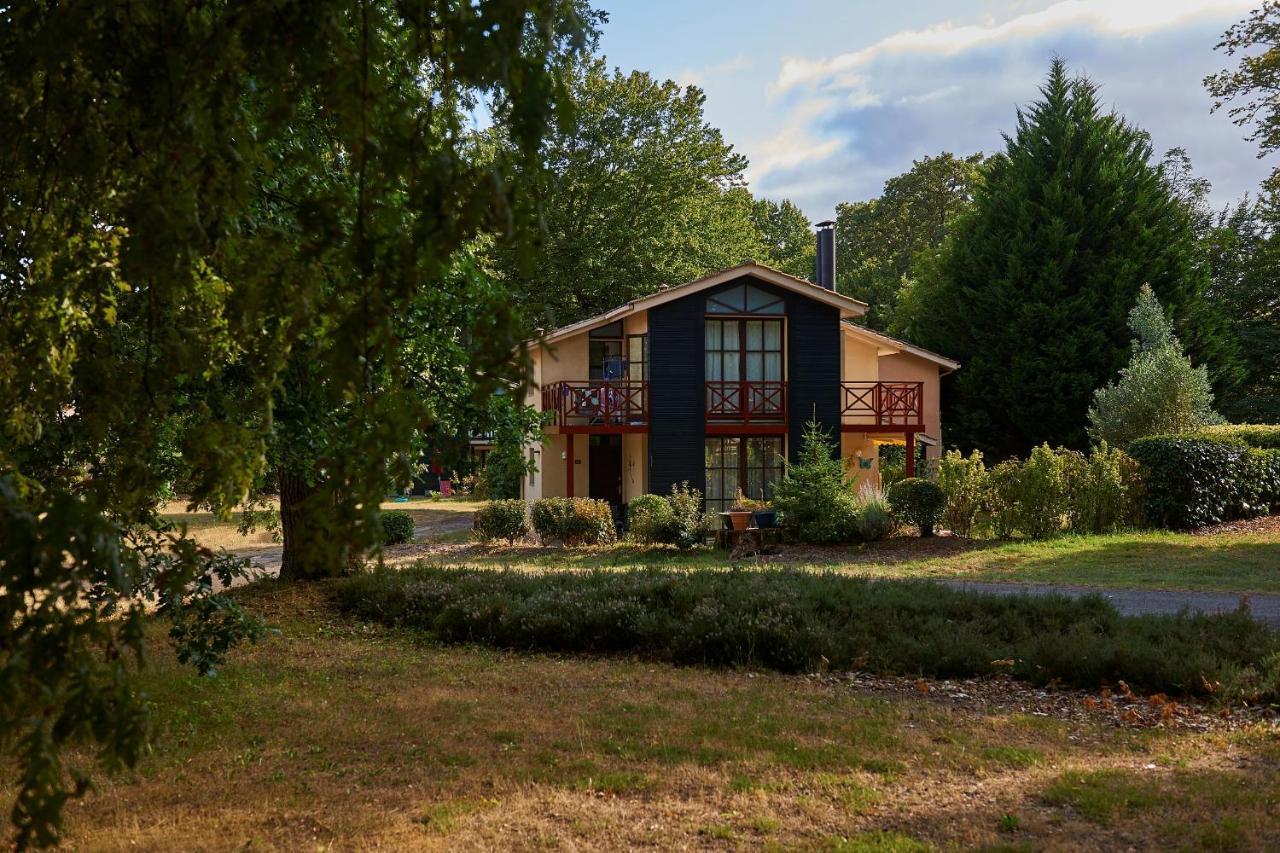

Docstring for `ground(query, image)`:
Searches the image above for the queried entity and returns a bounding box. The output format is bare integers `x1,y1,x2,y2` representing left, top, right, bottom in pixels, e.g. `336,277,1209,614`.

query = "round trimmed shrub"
473,499,529,543
381,510,415,545
531,497,615,545
628,494,677,544
886,478,946,537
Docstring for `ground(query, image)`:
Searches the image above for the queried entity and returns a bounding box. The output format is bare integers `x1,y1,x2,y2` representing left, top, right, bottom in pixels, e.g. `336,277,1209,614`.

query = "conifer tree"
908,59,1240,457
1088,285,1222,446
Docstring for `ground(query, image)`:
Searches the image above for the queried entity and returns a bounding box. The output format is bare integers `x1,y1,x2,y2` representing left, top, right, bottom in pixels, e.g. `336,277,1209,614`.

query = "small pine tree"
772,418,856,543
1088,284,1223,446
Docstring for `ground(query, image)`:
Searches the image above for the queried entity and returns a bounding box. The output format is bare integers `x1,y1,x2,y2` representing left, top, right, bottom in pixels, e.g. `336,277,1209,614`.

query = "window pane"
745,353,763,382
764,320,782,349
723,321,740,352
705,321,721,349
764,353,782,381
745,320,762,350
722,358,739,381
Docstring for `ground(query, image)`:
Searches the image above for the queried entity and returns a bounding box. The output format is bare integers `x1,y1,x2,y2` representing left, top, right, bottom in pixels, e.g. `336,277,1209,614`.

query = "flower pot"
727,511,753,530
752,510,778,529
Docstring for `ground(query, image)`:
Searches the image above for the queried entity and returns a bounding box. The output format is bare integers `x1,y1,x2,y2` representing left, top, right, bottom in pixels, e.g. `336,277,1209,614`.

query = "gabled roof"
534,262,869,347
841,321,961,373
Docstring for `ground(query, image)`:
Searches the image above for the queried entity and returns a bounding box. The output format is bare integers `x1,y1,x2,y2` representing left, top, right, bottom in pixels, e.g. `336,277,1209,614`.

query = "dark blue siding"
785,291,841,460
646,274,843,495
647,294,706,497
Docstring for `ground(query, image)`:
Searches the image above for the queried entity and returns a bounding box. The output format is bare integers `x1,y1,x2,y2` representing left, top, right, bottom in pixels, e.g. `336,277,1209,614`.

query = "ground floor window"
704,435,783,512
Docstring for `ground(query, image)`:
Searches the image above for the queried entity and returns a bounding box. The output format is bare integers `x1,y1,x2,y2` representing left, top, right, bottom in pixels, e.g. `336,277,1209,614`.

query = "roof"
533,262,869,347
841,321,961,373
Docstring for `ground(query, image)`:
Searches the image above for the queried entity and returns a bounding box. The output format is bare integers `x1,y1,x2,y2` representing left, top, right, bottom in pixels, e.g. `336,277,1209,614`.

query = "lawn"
416,523,1280,595
45,582,1280,851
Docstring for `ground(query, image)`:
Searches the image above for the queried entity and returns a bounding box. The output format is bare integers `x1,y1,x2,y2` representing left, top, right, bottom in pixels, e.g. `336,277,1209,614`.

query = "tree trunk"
278,467,320,582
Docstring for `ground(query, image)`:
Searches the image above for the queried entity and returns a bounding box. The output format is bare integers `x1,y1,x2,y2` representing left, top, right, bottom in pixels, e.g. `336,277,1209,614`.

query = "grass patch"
337,565,1280,699
1041,769,1162,823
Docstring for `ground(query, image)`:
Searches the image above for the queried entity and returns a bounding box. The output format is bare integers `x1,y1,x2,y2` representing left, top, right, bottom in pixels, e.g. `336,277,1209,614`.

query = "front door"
588,435,624,506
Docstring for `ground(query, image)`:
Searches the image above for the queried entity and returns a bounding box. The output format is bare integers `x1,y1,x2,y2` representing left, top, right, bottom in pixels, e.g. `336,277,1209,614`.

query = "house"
520,221,959,511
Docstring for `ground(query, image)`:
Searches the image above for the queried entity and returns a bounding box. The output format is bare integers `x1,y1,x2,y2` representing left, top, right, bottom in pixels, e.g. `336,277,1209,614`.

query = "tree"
836,152,984,330
1088,285,1223,446
771,419,855,543
0,1,596,844
751,197,815,279
904,60,1241,458
490,59,764,327
481,394,546,499
1206,2,1280,194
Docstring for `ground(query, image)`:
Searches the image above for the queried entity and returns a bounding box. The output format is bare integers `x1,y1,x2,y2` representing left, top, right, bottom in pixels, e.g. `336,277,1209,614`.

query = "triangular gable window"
706,284,785,315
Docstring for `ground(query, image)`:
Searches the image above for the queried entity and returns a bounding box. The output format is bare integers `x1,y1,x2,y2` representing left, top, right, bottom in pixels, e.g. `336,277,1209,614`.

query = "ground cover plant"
30,582,1280,851
337,565,1280,701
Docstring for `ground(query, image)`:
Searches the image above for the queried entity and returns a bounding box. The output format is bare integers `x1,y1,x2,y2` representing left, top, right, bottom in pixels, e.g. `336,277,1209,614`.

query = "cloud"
677,53,752,87
772,0,1253,96
746,0,1267,216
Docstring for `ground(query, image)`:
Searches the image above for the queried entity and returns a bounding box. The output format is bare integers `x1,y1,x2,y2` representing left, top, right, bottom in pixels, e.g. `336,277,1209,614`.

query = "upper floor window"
589,321,624,381
706,284,785,315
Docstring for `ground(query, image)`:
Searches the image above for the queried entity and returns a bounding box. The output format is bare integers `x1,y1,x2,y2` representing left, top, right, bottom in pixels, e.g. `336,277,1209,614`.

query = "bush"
338,566,1280,702
773,419,857,543
1066,443,1143,534
472,500,529,543
530,497,616,545
935,449,986,537
627,494,677,544
886,478,946,537
666,482,711,550
380,511,415,545
1128,429,1280,529
984,445,1073,539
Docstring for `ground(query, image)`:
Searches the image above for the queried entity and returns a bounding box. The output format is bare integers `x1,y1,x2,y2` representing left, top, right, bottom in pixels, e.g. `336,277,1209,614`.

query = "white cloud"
677,53,752,87
772,0,1253,96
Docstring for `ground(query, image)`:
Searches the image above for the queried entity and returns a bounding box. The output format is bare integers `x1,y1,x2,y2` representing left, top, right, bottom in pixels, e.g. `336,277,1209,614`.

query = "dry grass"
45,582,1280,852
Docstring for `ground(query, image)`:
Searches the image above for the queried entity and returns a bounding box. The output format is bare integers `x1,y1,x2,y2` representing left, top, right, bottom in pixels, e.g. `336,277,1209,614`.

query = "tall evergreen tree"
908,60,1241,458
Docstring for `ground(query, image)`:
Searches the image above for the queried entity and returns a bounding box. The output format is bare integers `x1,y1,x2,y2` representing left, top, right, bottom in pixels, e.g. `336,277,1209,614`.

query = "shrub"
1087,284,1223,447
627,494,677,545
852,483,895,542
773,419,857,543
1128,430,1280,529
935,449,986,537
530,497,615,545
985,460,1022,539
472,500,529,543
338,566,1280,702
1066,443,1143,534
886,478,946,537
380,511,415,545
666,482,711,550
984,445,1073,539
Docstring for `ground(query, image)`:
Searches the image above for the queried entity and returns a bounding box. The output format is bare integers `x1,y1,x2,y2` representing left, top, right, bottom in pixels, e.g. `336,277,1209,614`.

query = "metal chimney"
814,219,836,290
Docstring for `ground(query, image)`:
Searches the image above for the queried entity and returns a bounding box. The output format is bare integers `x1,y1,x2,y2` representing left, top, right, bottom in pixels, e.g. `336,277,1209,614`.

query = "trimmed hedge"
380,511,415,545
338,566,1280,701
473,500,530,543
1129,426,1280,529
530,497,615,545
627,494,678,544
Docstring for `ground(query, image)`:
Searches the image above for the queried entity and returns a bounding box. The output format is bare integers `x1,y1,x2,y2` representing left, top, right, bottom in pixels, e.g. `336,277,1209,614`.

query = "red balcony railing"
705,380,788,424
841,381,924,428
542,380,648,428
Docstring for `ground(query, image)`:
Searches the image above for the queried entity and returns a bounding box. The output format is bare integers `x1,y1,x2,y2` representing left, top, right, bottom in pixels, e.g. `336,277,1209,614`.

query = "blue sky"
595,0,1269,218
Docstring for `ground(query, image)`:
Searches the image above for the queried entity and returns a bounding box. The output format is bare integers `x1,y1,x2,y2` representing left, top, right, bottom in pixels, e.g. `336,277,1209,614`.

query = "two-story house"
520,221,959,511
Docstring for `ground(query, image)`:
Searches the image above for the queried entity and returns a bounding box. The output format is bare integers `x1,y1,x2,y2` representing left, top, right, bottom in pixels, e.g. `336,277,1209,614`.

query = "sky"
594,0,1270,218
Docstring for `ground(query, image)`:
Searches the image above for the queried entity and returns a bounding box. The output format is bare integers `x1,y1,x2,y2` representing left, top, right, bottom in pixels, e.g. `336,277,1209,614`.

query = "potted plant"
751,500,778,529
726,491,756,531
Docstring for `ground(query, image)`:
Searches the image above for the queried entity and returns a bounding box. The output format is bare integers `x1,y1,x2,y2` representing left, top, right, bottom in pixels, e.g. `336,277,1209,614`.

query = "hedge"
1129,425,1280,529
473,500,530,543
380,511,415,545
530,497,615,545
337,565,1280,702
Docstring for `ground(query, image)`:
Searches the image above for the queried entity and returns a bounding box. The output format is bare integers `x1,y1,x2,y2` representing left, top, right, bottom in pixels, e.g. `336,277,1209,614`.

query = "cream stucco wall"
878,352,944,456
842,333,881,382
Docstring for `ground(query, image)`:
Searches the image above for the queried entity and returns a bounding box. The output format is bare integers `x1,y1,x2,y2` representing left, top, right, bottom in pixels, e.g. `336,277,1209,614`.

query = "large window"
627,334,647,381
704,319,783,383
704,436,783,512
589,321,624,381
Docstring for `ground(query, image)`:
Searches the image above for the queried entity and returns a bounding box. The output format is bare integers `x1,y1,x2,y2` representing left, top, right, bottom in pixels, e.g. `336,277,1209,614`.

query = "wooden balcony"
841,381,924,430
705,380,787,434
541,380,649,433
